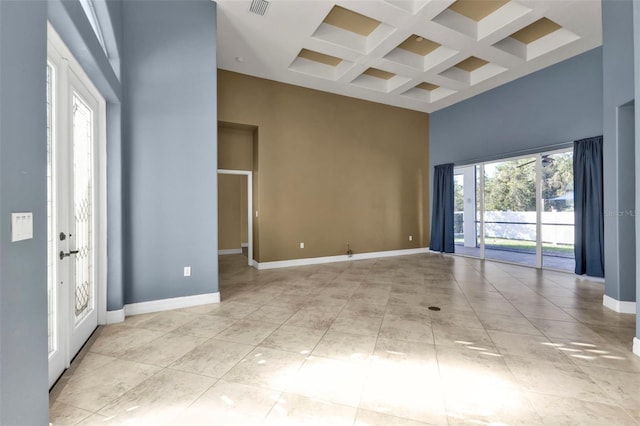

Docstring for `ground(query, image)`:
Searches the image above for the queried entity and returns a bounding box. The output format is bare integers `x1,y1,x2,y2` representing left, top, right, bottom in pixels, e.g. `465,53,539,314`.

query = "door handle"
59,250,79,260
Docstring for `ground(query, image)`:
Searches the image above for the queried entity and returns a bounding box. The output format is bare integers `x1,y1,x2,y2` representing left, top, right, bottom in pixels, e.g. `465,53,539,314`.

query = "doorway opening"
217,121,259,296
217,169,254,266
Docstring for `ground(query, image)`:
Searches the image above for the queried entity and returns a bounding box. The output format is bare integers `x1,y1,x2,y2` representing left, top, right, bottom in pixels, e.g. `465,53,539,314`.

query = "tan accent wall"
218,173,242,250
219,126,254,170
218,70,430,262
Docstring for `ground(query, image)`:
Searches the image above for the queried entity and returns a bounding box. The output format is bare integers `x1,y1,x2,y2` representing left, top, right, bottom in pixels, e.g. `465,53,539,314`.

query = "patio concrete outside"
454,244,576,272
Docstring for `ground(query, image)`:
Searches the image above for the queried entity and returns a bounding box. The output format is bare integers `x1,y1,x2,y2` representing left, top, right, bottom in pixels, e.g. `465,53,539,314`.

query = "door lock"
59,250,79,260
59,232,73,241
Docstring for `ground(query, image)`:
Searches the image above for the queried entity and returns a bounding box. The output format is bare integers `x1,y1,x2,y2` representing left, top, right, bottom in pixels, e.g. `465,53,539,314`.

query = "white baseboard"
219,248,242,255
124,292,220,317
603,294,636,314
254,248,429,270
241,242,248,248
634,338,640,358
106,309,125,324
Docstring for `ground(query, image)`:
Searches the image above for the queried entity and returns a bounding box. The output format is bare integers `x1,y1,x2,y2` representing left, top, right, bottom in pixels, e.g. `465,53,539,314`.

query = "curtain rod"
453,140,574,167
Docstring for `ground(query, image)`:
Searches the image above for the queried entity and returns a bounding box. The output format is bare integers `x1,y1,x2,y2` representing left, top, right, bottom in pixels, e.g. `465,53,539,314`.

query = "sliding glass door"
541,151,575,270
454,148,574,271
483,156,537,267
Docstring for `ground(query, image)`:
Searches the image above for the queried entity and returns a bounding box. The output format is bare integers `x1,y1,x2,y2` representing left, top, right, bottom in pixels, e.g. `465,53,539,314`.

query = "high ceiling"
216,0,602,113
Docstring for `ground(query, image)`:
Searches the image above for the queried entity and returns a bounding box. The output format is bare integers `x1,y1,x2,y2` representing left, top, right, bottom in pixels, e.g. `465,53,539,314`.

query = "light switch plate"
11,212,33,242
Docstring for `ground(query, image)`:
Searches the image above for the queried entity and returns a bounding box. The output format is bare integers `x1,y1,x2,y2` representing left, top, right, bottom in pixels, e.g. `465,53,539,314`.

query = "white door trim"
217,169,253,266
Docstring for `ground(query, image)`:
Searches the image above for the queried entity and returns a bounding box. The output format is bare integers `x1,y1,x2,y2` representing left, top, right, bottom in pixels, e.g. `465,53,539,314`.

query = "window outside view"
454,150,575,271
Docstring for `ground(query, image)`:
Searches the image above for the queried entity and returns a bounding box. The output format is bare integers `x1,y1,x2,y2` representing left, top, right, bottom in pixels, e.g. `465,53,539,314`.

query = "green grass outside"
454,236,574,256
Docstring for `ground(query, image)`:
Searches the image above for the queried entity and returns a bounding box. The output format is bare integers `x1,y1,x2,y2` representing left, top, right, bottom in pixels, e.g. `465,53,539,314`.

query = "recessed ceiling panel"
511,18,562,44
352,68,410,93
363,67,396,80
298,49,342,67
448,0,510,21
416,82,439,91
323,5,381,36
455,56,488,72
403,85,457,103
398,35,440,56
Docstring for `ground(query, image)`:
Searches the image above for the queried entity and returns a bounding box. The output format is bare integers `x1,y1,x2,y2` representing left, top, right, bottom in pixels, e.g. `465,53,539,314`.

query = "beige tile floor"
50,253,640,425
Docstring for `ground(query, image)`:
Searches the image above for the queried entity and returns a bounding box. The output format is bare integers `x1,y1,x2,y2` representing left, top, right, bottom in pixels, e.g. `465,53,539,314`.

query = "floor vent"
249,0,270,16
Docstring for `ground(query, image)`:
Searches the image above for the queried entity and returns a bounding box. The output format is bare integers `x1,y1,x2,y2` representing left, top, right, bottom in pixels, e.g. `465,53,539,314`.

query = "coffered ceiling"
216,0,602,113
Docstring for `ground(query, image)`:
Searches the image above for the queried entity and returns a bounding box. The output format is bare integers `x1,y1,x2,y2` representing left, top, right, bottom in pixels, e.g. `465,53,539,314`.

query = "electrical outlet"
409,235,413,241
184,266,191,277
300,242,304,249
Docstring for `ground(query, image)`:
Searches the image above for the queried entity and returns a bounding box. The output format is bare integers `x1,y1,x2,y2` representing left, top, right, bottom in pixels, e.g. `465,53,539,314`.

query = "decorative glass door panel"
71,94,95,324
67,70,100,360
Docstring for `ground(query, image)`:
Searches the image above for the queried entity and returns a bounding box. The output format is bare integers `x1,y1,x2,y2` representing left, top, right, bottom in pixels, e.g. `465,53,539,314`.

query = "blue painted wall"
430,48,603,169
122,0,219,304
0,2,49,424
602,0,636,303
107,100,125,312
102,0,125,313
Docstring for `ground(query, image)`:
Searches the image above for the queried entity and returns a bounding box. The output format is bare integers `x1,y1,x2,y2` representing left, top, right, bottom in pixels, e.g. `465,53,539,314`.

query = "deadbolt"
59,232,66,241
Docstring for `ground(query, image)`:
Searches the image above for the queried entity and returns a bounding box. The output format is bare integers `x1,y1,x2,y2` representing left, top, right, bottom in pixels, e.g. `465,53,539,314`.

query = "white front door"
47,25,105,388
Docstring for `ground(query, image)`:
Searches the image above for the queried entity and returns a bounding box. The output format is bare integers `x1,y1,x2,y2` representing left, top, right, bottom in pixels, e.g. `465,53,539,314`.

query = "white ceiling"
216,0,602,113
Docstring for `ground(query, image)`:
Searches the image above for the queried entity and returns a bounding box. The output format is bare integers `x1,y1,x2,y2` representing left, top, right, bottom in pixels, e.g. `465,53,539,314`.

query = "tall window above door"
79,0,108,56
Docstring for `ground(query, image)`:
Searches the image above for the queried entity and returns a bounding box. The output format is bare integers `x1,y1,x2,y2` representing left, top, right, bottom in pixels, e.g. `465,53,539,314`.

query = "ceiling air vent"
249,0,270,16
